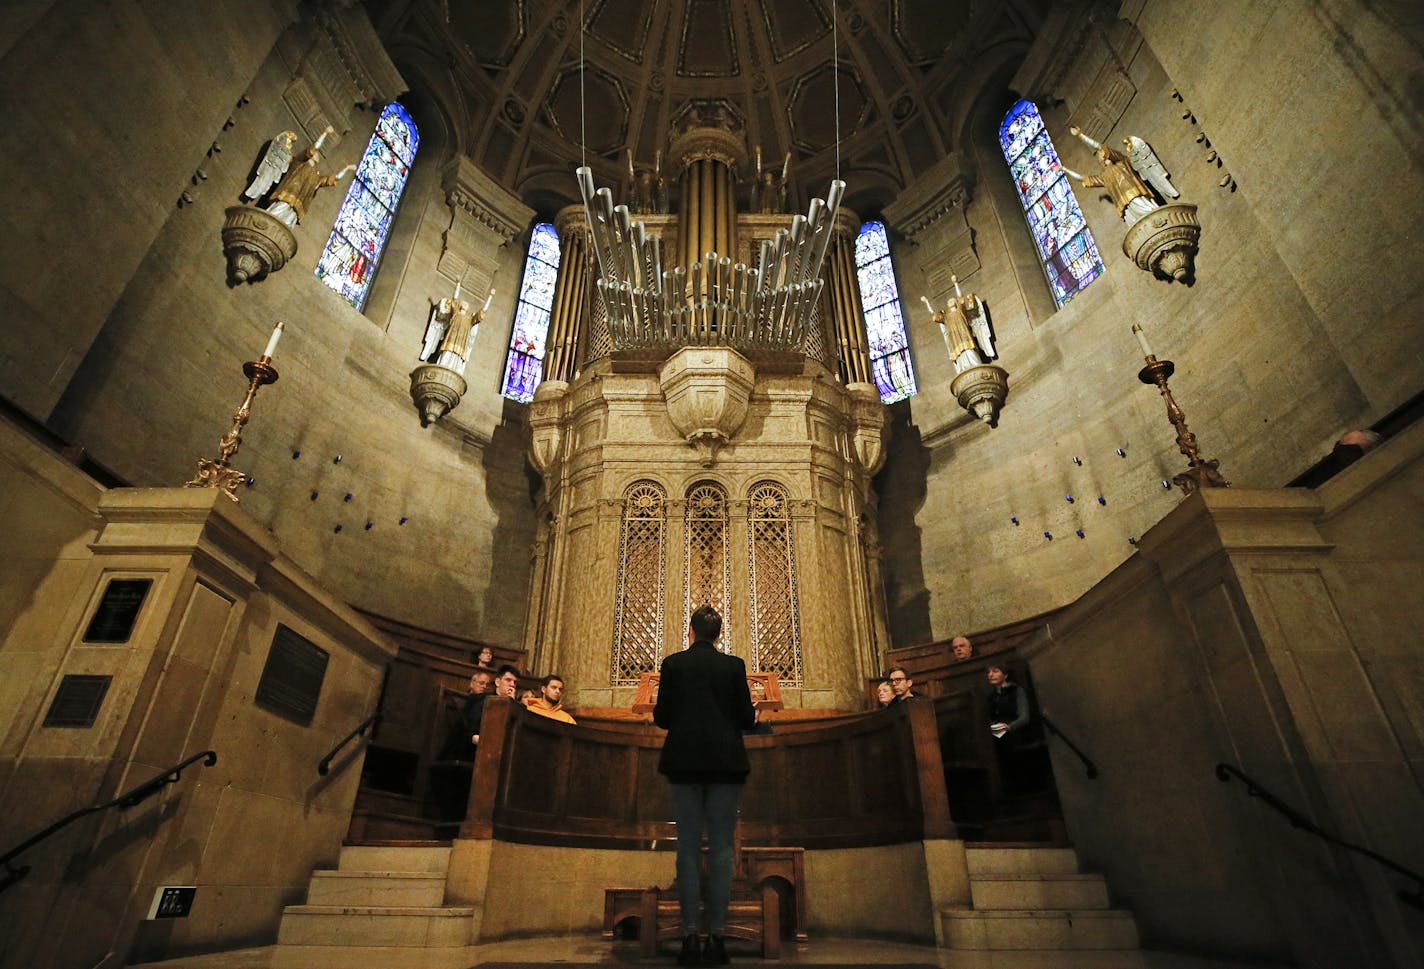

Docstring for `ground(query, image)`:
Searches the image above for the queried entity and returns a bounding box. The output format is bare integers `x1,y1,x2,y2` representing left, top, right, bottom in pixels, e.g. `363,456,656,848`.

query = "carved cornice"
314,2,408,108
1009,1,1096,104
443,156,534,245
880,151,974,241
554,204,589,237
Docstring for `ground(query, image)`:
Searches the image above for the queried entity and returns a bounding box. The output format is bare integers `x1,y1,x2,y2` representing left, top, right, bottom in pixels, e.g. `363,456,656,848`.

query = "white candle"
920,295,935,314
1132,323,1154,358
952,274,963,297
482,289,495,313
263,321,285,359
454,277,462,301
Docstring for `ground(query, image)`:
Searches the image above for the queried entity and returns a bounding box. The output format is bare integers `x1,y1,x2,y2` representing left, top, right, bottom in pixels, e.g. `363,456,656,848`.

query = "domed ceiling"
374,0,1049,214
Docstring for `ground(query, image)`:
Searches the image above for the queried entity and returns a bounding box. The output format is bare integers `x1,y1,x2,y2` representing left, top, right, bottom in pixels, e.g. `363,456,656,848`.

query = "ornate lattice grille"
611,481,667,685
684,483,731,651
747,482,802,683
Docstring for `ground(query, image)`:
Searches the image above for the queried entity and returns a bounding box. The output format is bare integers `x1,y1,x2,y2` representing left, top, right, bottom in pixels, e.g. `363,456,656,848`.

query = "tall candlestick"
1131,323,1154,358
263,321,285,360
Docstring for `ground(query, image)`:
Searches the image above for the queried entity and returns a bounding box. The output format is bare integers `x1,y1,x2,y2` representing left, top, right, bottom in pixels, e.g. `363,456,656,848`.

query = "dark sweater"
653,640,757,784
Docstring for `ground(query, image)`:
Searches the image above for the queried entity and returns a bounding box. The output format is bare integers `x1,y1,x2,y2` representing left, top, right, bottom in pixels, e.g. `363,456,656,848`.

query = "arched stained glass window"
854,221,917,404
316,102,419,309
1000,99,1104,307
501,222,561,402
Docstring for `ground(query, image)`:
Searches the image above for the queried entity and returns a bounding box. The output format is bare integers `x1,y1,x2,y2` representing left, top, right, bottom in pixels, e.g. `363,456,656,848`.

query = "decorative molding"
881,151,974,242
439,156,534,291
313,3,407,108
1009,2,1096,104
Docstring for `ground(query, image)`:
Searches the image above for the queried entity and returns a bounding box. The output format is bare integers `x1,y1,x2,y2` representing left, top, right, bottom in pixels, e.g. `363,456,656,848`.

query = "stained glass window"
316,102,419,310
999,100,1104,308
853,221,917,404
501,222,561,402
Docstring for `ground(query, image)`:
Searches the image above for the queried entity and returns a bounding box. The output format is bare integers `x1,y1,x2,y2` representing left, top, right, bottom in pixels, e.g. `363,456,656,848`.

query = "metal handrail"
0,749,217,894
1216,763,1423,910
317,712,380,776
1041,713,1098,779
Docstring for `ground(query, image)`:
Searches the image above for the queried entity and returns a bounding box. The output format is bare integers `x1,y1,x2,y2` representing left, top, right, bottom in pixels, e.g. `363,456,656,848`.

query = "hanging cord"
579,0,586,168
832,0,840,183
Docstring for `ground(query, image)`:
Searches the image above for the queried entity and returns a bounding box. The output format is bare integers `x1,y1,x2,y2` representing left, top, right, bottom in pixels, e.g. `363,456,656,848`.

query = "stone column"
542,205,590,383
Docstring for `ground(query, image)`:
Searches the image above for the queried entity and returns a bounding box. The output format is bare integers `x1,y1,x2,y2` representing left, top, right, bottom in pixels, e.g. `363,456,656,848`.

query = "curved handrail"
1041,713,1098,779
317,712,380,776
1216,763,1423,910
0,749,217,894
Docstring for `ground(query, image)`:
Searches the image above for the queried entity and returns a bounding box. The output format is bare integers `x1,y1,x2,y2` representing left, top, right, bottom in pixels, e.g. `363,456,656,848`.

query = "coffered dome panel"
546,67,629,155
788,64,868,152
384,0,1040,212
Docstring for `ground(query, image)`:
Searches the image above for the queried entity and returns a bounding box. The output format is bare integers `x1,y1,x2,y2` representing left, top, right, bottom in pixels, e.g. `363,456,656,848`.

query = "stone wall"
1028,424,1424,969
22,5,539,643
878,4,1424,643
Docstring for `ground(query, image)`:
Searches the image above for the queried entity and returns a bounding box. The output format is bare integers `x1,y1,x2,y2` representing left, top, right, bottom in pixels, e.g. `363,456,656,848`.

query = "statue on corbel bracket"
1061,127,1201,284
220,126,355,284
409,274,495,426
923,273,1008,425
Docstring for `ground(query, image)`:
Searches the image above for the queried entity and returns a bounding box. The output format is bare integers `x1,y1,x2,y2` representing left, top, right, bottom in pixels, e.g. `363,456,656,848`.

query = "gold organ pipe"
544,215,589,382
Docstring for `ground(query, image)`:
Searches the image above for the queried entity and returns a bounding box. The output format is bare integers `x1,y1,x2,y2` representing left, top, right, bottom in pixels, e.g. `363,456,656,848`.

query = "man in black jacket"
654,605,757,966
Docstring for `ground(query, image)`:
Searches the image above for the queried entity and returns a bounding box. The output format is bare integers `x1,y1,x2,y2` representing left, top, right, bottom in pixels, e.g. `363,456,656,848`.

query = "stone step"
277,905,474,947
944,951,1150,969
965,846,1079,875
306,870,447,907
969,873,1111,910
943,908,1140,951
337,844,451,873
269,944,478,969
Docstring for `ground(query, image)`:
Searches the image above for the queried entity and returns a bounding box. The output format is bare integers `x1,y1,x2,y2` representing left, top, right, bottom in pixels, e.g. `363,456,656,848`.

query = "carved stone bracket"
881,151,974,243
409,363,468,426
1122,203,1201,283
951,363,1010,426
221,205,298,284
528,380,570,474
659,347,755,467
281,3,407,147
440,156,534,294
845,382,889,476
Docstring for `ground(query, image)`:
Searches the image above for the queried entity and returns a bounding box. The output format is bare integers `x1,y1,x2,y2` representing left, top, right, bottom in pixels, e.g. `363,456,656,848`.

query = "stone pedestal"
220,205,298,284
1122,202,1201,283
659,347,755,466
950,363,1010,425
409,362,468,426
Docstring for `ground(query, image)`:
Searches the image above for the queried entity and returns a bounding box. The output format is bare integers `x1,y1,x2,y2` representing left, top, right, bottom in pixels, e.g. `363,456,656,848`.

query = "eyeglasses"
888,675,907,683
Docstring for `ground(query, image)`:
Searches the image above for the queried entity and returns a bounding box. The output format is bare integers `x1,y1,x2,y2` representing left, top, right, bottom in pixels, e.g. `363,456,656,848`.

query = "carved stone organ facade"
523,110,892,711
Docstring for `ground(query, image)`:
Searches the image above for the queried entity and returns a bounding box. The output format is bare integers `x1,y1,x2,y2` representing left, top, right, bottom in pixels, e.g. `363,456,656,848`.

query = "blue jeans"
669,782,742,934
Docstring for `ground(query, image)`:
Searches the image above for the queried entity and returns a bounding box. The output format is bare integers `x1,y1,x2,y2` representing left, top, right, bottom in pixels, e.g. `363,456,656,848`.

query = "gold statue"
246,126,355,227
923,274,995,374
751,146,790,214
1061,126,1178,226
421,273,497,372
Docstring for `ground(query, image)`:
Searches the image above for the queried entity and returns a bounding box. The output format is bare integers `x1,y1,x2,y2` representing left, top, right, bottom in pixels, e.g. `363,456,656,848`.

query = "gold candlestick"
184,356,280,502
1138,356,1229,496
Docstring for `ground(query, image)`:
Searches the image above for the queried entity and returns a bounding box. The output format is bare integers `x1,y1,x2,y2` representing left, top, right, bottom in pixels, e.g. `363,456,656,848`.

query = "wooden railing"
459,697,954,849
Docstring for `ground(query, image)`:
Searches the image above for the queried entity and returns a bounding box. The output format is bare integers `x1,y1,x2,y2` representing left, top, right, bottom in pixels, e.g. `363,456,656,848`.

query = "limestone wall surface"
878,6,1424,644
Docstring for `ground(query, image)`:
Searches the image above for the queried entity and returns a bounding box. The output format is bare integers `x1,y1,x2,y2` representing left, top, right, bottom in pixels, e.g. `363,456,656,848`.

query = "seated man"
886,666,917,702
524,673,576,724
441,669,491,761
491,664,520,707
951,635,974,662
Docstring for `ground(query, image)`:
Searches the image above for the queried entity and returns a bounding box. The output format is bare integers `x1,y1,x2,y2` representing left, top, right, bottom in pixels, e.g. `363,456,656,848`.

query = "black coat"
653,640,757,783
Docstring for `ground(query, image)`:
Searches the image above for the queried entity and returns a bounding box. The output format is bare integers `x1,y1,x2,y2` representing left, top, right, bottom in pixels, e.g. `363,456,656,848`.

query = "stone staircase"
941,845,1147,967
269,844,476,969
